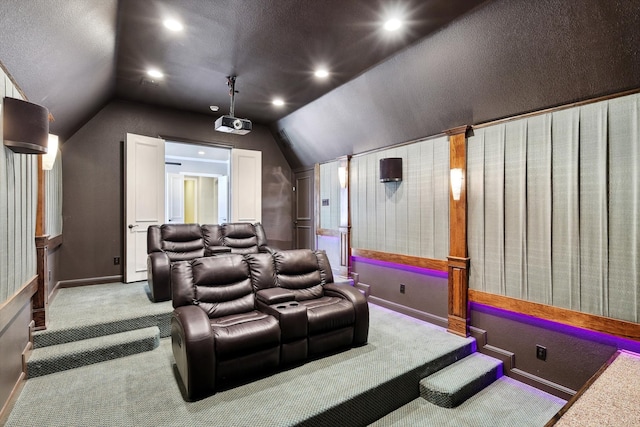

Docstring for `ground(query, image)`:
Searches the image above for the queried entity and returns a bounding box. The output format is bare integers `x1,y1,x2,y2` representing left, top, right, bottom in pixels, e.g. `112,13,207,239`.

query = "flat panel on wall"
319,161,340,230
551,108,580,310
467,129,485,292
45,150,63,236
503,120,527,299
579,102,608,317
231,148,262,223
607,95,639,323
525,114,552,304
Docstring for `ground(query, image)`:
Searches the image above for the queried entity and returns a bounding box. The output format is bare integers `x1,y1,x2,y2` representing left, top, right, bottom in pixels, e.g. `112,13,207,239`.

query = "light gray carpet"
6,283,565,426
34,282,173,347
372,376,566,427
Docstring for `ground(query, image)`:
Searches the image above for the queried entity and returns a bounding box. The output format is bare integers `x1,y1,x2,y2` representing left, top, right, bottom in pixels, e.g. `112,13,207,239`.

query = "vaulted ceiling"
0,0,487,141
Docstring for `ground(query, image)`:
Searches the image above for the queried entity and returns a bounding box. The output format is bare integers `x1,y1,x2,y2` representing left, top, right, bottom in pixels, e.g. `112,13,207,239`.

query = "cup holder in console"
276,302,300,309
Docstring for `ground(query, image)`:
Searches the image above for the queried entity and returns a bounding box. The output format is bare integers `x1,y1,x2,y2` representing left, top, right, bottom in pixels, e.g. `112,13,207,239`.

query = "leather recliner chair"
147,222,271,302
270,249,369,355
171,254,281,400
147,224,208,302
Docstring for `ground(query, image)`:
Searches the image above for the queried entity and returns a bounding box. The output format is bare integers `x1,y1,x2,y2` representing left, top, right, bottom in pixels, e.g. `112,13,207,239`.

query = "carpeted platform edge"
295,340,476,426
28,326,161,378
419,352,503,408
33,313,171,348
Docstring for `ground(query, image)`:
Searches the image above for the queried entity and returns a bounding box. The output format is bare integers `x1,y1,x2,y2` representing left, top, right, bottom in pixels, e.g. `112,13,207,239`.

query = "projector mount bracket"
226,75,239,117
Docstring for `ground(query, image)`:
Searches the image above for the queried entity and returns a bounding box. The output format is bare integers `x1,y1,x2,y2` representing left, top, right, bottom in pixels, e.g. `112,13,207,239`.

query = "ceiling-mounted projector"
215,75,252,135
215,115,252,135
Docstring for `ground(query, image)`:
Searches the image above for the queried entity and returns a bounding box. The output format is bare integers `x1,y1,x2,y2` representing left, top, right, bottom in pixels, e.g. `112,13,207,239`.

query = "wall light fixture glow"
314,69,329,79
147,68,164,79
42,134,59,170
163,18,184,32
338,166,347,189
450,168,464,201
383,18,402,32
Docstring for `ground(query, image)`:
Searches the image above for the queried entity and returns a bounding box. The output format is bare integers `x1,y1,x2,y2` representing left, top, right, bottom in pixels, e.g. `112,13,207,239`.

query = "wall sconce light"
450,168,464,201
3,97,49,154
42,134,59,170
338,166,347,189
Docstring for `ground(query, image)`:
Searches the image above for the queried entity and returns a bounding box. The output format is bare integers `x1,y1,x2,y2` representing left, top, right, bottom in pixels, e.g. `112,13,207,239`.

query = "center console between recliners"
170,249,369,400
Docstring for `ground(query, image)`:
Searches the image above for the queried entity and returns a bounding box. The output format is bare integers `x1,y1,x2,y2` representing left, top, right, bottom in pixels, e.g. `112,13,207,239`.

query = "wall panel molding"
0,277,37,335
469,289,640,341
351,248,448,272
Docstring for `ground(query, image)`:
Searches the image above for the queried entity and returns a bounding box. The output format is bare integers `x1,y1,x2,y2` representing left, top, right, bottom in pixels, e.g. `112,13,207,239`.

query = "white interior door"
166,173,184,223
231,149,261,223
125,133,165,282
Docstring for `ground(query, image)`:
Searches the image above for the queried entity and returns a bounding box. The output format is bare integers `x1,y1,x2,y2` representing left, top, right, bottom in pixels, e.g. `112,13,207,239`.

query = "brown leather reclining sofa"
146,222,271,302
170,249,369,400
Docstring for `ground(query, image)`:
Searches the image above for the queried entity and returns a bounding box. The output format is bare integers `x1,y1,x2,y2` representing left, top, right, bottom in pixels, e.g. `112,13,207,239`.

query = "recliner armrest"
171,305,215,400
256,287,295,305
324,283,369,345
147,252,171,302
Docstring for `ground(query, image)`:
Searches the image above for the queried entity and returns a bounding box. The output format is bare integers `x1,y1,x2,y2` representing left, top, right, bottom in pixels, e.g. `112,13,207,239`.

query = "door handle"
128,224,138,229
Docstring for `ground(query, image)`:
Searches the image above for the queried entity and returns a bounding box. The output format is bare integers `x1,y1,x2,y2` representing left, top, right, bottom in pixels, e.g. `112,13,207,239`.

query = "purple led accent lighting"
351,256,449,279
471,302,640,353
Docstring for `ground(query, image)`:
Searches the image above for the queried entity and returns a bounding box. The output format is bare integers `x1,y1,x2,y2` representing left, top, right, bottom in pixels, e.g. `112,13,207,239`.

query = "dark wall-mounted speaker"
380,157,402,182
3,97,49,154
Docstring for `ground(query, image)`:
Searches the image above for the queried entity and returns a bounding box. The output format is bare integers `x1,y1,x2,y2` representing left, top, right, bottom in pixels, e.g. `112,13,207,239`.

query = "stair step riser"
420,353,503,408
421,364,501,407
28,329,160,378
33,314,171,348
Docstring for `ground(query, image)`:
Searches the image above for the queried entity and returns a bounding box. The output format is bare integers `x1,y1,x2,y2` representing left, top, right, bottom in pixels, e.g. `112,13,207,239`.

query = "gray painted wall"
58,99,292,282
275,0,640,169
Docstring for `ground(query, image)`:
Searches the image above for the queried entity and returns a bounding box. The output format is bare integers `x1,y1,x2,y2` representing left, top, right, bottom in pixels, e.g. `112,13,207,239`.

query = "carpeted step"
27,326,161,378
32,313,171,348
419,352,503,408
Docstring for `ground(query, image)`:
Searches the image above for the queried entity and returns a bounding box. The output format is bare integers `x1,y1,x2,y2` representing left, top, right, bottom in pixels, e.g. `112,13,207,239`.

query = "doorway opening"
164,140,230,225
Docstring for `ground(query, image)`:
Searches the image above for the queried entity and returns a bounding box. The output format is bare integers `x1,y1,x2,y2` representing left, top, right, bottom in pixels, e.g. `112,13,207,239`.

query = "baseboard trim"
368,296,448,329
0,371,26,425
354,283,370,298
56,275,124,289
50,276,124,305
470,325,576,400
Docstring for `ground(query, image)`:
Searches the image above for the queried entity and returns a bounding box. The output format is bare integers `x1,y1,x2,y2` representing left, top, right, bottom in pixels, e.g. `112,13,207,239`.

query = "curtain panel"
468,93,640,323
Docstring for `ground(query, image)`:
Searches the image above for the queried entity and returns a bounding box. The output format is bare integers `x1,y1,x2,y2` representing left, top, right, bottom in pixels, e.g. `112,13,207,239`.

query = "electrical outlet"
536,345,547,361
400,284,405,294
114,256,120,265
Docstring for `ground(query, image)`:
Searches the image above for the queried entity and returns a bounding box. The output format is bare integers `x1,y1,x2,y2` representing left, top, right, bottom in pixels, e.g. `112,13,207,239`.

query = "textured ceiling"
0,0,487,140
0,0,118,140
115,0,487,124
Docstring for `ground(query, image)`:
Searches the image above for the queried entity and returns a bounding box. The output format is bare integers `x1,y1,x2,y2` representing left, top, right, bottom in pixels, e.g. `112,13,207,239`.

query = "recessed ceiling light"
147,68,164,79
272,98,285,107
198,150,205,155
163,18,184,32
314,69,329,79
210,105,219,112
383,18,402,32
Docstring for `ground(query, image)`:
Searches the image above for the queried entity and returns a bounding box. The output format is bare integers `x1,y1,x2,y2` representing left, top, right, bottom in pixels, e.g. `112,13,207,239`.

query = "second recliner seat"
271,249,369,356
